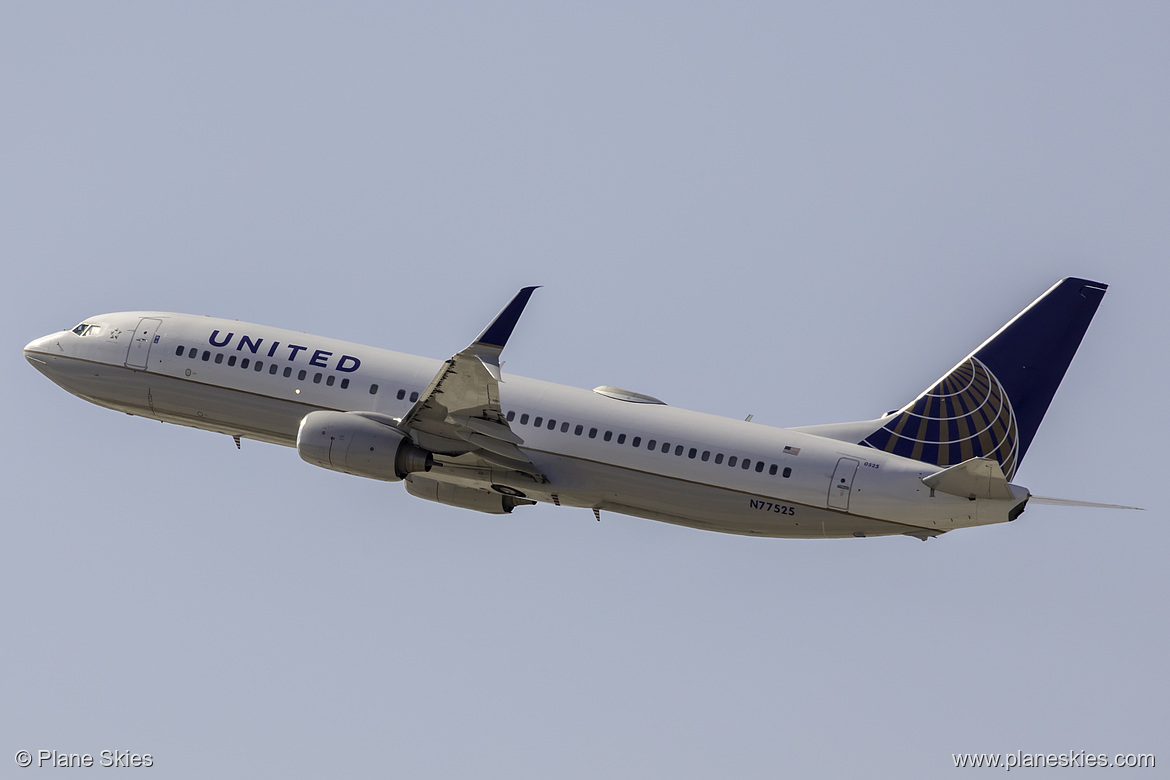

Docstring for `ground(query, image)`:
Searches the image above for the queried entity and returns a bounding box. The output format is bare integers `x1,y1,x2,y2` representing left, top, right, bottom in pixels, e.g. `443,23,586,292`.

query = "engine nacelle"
405,475,535,514
297,411,433,481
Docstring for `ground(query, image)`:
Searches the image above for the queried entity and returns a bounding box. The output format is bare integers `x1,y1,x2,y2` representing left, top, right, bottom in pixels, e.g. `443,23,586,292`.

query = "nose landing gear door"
828,457,860,511
125,318,163,370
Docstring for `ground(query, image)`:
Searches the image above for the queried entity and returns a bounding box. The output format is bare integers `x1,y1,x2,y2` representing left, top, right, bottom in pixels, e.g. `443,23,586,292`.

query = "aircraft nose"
24,332,63,362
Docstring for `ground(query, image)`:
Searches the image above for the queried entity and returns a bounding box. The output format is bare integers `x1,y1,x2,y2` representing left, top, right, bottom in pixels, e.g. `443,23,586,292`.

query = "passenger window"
674,445,683,456
340,378,350,389
701,451,710,462
313,373,322,384
661,442,670,453
298,370,307,381
575,425,584,436
589,428,598,439
561,422,569,433
370,383,378,394
202,351,211,361
617,433,626,444
742,459,751,470
547,419,556,430
188,348,197,358
728,456,737,467
782,467,792,478
506,411,516,422
715,453,724,464
755,461,764,473
603,431,613,442
326,376,335,386
688,448,697,459
228,355,237,367
215,353,224,364
397,389,406,400
647,439,656,449
410,392,419,402
269,364,278,375
769,464,778,476
175,345,185,356
520,413,530,425
534,416,544,427
241,358,250,369
283,367,292,378
255,361,264,371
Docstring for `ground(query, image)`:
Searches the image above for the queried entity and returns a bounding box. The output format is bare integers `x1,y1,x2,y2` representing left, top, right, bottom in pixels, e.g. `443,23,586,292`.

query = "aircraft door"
827,457,860,511
125,318,162,370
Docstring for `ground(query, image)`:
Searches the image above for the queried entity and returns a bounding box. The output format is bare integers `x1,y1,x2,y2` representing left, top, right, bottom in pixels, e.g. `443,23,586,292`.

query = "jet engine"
405,475,535,514
296,410,433,481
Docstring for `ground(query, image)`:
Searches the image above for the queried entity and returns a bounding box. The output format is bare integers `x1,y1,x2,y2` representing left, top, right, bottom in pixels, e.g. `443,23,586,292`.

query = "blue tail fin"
861,278,1107,479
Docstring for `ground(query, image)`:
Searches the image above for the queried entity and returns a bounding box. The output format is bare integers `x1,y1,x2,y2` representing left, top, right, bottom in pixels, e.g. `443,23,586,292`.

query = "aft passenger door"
125,318,162,370
827,457,860,511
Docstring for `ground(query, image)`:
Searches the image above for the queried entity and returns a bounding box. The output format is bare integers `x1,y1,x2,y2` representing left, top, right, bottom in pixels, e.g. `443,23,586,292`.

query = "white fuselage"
24,311,1030,539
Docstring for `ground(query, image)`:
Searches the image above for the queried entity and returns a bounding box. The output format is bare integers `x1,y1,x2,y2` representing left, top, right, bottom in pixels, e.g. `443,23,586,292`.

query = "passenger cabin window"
369,384,379,395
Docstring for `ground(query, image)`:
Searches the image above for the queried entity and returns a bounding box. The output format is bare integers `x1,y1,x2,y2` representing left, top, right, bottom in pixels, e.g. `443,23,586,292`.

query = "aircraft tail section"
860,278,1107,479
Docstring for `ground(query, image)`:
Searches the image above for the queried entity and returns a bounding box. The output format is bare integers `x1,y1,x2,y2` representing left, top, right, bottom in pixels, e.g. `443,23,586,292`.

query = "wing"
397,287,547,482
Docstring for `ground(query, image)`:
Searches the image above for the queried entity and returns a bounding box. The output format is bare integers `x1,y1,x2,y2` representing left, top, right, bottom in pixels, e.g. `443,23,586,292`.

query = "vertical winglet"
472,286,540,351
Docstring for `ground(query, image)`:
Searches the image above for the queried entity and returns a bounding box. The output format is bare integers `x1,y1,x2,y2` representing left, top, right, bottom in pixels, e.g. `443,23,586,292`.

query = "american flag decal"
783,446,801,456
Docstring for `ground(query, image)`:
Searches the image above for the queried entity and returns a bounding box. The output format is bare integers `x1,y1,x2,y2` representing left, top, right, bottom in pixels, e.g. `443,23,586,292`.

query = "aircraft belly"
526,452,939,538
40,357,310,447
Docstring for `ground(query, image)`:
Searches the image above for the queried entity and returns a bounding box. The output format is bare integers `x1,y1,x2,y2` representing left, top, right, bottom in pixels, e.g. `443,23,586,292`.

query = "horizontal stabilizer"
1027,495,1144,511
922,457,1015,500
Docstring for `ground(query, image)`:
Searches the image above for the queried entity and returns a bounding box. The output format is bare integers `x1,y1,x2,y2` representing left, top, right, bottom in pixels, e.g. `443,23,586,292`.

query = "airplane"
23,277,1138,540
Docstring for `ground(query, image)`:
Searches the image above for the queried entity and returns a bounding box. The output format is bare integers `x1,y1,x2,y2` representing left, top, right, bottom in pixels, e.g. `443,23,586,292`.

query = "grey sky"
3,3,1167,777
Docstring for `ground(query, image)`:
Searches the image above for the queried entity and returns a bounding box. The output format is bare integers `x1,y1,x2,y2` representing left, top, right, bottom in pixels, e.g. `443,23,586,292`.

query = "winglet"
472,286,540,351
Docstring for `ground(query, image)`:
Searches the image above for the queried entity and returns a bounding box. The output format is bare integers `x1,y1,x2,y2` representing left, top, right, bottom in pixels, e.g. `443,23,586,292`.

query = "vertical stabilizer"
861,278,1107,479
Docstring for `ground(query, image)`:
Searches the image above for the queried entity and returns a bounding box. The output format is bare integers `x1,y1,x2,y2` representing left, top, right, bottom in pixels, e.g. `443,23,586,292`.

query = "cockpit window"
71,323,103,337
